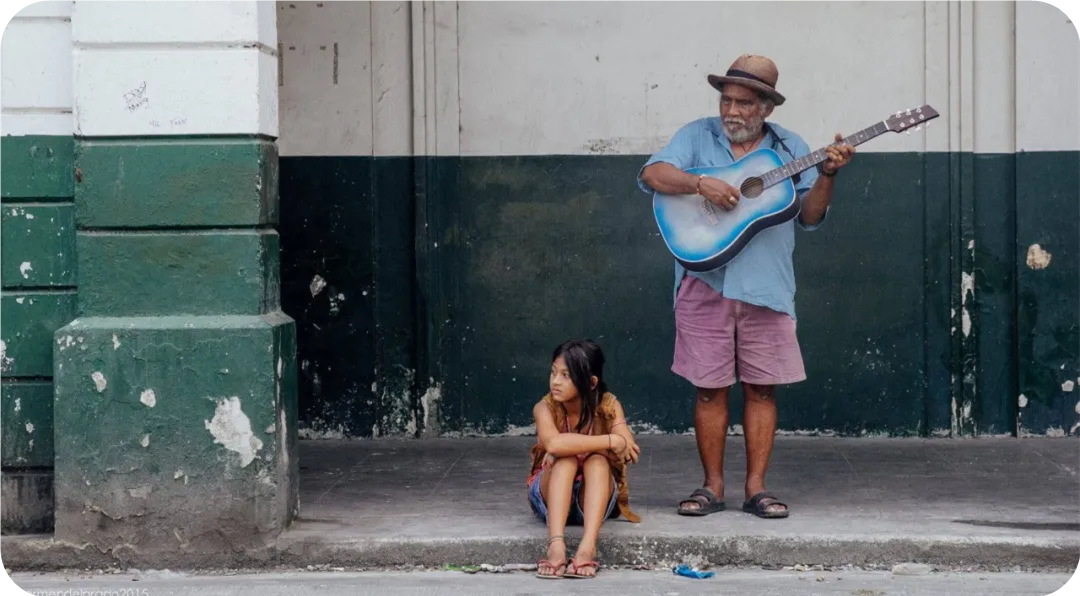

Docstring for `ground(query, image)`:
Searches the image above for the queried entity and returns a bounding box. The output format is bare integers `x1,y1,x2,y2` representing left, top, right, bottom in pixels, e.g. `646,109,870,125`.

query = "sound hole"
741,177,765,199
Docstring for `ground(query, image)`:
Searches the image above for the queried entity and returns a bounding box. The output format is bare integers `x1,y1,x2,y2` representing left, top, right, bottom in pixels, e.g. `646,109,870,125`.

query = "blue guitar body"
651,105,941,271
652,148,799,272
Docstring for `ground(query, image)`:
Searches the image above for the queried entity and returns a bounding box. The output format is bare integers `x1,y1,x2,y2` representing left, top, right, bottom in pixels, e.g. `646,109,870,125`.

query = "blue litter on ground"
673,564,715,579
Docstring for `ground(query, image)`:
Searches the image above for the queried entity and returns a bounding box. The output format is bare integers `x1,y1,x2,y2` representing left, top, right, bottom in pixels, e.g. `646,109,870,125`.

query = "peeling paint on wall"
0,340,13,372
1025,243,1052,269
91,371,107,392
960,272,975,337
204,396,264,467
950,396,958,436
57,335,76,351
298,427,347,440
419,381,442,438
140,389,156,407
309,275,327,296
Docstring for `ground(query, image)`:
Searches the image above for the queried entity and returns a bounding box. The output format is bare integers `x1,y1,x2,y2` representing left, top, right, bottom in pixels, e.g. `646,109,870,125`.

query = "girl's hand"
610,434,640,464
543,453,555,468
623,436,641,464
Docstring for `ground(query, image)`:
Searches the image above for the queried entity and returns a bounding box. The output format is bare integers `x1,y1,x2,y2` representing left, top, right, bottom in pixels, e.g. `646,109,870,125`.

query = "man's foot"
742,491,789,518
536,536,567,578
677,486,726,516
565,546,600,579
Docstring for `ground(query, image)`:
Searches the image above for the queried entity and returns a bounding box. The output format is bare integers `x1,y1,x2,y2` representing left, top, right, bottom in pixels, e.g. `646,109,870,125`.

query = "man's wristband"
817,163,837,178
696,174,706,194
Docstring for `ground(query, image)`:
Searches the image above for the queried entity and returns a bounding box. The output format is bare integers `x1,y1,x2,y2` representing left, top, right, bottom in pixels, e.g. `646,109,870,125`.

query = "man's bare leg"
679,386,729,512
743,382,786,515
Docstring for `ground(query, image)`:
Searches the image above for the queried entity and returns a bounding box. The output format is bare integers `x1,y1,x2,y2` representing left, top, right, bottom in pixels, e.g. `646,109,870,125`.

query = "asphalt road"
8,568,1077,596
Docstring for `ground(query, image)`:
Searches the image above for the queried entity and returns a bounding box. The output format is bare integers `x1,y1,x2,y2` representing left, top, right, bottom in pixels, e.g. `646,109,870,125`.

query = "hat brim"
708,74,785,106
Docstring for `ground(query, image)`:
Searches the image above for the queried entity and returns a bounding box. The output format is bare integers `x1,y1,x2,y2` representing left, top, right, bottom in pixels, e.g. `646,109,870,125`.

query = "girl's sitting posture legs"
537,456,577,577
567,453,613,578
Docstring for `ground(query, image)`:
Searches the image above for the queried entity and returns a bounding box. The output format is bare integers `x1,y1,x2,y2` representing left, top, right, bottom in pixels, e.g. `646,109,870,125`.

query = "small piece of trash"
793,564,810,571
673,564,714,579
892,562,932,576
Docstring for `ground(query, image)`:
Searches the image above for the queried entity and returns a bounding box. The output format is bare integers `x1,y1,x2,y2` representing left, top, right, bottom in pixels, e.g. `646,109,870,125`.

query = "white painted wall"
1016,0,1079,152
276,1,411,157
1,1,73,136
72,1,276,137
277,1,1078,157
2,1,1074,150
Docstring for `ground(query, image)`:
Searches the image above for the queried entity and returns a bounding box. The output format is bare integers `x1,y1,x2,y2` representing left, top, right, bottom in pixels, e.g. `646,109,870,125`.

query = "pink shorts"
672,276,806,389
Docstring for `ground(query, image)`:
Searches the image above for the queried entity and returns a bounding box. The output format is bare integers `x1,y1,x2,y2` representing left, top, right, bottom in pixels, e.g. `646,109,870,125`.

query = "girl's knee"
551,455,578,470
582,452,611,471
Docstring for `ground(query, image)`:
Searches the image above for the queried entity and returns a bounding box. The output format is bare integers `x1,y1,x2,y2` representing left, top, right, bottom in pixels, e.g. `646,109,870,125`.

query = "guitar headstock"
885,104,940,134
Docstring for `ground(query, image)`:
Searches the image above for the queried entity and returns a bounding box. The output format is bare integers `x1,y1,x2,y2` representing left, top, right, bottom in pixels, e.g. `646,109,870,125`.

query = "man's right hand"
698,176,742,211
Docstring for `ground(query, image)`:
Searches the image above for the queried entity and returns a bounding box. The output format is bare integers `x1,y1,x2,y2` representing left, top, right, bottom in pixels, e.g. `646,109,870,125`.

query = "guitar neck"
761,121,890,187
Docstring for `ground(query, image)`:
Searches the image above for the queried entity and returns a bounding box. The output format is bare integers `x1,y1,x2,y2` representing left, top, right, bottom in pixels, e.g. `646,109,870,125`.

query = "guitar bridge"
699,198,719,226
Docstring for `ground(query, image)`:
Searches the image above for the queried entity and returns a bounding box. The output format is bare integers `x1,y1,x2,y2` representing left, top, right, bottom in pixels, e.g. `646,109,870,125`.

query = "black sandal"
677,487,726,516
742,491,789,518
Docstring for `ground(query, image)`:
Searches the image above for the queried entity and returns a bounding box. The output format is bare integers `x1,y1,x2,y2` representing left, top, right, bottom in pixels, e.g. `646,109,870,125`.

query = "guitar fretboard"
761,121,889,188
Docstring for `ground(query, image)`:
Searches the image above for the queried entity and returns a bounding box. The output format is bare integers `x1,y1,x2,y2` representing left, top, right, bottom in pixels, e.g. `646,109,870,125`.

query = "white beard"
723,114,765,144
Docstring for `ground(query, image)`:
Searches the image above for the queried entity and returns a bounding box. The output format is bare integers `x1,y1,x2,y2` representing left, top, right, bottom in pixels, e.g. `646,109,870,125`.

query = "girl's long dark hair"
552,339,608,433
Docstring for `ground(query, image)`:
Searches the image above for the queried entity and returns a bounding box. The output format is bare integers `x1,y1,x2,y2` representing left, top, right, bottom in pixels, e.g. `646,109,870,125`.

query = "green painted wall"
1015,152,1080,436
279,157,416,437
0,135,76,534
280,152,1079,438
49,136,298,551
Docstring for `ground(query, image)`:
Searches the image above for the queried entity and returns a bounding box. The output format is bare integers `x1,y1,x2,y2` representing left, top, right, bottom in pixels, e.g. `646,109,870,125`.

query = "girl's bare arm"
534,402,620,457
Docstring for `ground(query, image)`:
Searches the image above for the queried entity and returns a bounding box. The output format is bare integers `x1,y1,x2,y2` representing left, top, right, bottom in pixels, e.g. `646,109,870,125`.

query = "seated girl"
527,339,641,579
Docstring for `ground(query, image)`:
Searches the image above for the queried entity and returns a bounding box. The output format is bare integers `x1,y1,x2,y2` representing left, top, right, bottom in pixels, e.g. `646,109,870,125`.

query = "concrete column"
53,1,297,554
0,0,76,535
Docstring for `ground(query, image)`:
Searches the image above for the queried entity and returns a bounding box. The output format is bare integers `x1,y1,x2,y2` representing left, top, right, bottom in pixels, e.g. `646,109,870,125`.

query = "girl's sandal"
535,535,567,579
564,559,600,579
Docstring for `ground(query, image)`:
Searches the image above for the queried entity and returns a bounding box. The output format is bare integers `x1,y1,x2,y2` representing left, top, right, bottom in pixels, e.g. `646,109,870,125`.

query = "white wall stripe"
1,3,73,137
973,1,1016,154
14,1,72,20
277,1,1079,157
1016,1,1079,152
72,1,270,45
72,1,276,138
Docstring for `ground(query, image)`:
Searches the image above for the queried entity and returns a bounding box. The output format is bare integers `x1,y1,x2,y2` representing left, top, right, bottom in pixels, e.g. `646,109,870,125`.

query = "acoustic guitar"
652,104,940,272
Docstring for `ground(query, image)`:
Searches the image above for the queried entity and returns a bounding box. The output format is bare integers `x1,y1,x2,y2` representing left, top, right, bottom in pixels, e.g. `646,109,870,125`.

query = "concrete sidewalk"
4,436,1079,571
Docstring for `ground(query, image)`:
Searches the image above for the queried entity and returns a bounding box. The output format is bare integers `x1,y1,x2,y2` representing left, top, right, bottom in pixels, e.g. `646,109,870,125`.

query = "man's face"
719,83,772,144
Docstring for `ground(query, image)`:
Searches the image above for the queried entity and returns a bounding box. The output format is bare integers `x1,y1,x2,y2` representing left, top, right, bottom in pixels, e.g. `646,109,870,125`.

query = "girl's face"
549,356,581,403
